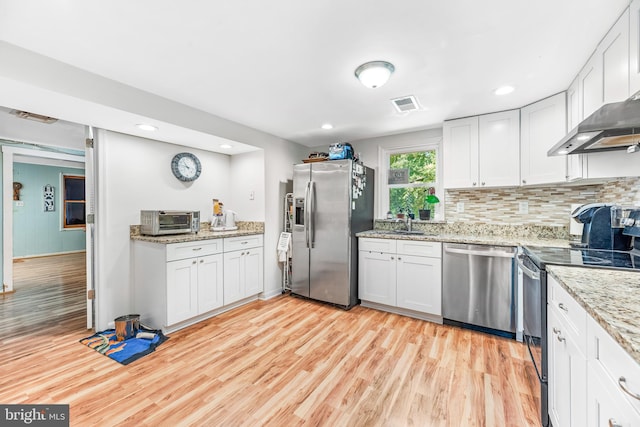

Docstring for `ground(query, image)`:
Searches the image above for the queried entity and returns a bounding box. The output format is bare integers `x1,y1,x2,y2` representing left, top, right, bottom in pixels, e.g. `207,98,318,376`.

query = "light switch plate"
456,202,464,213
519,201,529,214
15,201,24,207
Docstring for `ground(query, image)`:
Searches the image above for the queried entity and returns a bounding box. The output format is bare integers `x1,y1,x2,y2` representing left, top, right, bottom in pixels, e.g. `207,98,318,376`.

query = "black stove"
523,245,640,271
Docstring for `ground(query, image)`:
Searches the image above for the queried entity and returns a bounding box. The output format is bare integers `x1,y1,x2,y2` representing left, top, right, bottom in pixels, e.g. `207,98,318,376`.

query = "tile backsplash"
444,177,640,227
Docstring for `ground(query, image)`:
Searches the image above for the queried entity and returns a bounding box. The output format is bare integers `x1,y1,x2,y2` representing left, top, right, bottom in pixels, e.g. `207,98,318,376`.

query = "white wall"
229,150,265,222
95,130,232,329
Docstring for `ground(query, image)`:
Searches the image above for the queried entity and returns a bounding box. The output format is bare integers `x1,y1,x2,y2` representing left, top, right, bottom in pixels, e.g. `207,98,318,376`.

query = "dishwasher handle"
444,246,515,258
516,254,540,280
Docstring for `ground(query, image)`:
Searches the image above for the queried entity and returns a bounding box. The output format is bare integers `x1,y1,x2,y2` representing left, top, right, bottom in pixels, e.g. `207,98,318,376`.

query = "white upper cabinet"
630,0,640,94
577,10,629,118
567,77,580,131
602,8,630,104
576,8,630,117
566,78,585,181
443,110,519,189
520,93,568,185
580,53,604,119
442,116,479,188
478,110,520,187
582,8,638,179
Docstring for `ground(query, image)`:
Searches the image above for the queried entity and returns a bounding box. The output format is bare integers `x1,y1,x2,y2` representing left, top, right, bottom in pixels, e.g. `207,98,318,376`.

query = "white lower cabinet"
133,234,263,333
359,249,396,306
547,275,640,427
587,315,640,427
359,238,442,321
223,235,264,305
166,253,223,325
547,301,587,427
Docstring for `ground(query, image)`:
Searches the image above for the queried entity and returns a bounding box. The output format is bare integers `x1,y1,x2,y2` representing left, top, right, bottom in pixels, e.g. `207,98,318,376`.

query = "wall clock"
171,152,202,182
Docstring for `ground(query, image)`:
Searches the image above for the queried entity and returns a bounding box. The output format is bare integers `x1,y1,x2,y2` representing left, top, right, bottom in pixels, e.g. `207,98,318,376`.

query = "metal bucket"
114,314,140,341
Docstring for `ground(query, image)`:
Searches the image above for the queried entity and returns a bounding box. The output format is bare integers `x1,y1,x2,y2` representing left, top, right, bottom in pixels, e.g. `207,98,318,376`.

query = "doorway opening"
1,141,90,337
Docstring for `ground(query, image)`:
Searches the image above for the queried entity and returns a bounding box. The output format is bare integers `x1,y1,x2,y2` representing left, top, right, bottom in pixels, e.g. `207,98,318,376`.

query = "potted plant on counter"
419,187,439,220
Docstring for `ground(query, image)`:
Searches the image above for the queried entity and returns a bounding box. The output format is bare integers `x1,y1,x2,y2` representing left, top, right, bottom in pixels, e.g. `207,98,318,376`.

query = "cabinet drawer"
397,240,441,258
359,237,396,253
588,315,640,415
548,275,587,351
224,234,263,252
167,239,223,261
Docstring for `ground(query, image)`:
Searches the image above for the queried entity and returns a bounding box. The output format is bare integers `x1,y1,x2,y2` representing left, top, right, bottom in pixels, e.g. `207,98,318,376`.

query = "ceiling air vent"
391,95,420,113
10,110,58,124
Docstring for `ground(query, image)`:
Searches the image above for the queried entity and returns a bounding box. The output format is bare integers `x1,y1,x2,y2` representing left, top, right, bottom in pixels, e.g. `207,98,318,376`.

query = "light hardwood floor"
1,254,540,426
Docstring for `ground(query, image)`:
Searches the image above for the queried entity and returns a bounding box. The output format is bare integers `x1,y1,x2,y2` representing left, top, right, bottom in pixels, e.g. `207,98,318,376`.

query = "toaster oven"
140,210,200,236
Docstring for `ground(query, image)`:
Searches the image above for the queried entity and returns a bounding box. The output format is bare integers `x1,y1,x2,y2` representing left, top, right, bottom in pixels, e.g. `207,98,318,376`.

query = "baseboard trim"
260,287,285,300
14,250,87,260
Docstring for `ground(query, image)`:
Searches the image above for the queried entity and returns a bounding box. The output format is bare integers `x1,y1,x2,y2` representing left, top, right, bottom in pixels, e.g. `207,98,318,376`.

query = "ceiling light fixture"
354,61,395,89
136,124,158,131
220,144,233,149
494,86,515,96
321,123,333,130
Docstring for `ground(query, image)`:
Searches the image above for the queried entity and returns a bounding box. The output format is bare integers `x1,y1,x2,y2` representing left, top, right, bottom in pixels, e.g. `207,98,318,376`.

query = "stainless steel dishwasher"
442,243,516,336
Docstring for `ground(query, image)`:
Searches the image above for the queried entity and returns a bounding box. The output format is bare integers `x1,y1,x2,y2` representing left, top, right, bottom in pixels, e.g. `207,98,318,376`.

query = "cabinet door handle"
192,260,197,265
558,302,568,312
192,247,202,251
200,259,204,264
522,179,527,184
552,327,560,334
241,241,248,245
472,182,477,186
618,376,640,401
397,257,402,261
556,335,565,343
390,256,394,260
481,181,485,186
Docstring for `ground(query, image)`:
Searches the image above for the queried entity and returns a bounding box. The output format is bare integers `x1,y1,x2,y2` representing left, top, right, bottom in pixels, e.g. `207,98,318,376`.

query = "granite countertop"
547,265,640,365
356,229,571,248
130,221,264,244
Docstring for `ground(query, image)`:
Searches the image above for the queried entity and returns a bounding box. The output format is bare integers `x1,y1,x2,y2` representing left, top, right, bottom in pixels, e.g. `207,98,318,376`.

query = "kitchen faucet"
397,216,412,231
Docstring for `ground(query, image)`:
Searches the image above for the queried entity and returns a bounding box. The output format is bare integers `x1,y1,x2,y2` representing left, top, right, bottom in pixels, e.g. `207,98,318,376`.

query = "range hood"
548,92,640,156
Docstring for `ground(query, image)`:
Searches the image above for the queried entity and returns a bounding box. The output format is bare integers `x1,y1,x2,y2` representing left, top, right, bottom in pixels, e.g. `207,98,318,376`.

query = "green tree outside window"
388,150,438,217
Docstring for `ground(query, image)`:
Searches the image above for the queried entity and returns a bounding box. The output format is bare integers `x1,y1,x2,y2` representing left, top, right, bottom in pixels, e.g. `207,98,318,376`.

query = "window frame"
61,174,86,230
377,139,442,220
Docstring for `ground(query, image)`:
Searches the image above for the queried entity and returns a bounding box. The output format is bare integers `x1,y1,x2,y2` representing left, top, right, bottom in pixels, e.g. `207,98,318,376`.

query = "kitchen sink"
392,230,426,235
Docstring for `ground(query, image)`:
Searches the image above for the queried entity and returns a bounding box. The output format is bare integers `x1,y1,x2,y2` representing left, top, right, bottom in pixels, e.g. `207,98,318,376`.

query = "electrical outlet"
456,202,464,213
519,201,529,214
15,201,24,207
249,191,255,200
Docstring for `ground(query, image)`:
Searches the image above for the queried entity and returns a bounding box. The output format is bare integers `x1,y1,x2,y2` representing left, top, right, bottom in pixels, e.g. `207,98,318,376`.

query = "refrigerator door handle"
304,182,311,248
308,180,315,248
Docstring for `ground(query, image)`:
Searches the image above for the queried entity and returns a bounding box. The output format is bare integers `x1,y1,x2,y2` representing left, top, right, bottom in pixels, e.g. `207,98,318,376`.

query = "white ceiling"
0,1,631,148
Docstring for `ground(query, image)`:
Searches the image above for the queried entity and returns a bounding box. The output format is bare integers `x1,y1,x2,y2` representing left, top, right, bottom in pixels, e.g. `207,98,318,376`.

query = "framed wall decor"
44,184,55,212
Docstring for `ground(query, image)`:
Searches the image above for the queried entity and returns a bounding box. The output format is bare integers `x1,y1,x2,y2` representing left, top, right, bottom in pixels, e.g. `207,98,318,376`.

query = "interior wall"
95,130,231,329
13,162,86,257
229,150,265,222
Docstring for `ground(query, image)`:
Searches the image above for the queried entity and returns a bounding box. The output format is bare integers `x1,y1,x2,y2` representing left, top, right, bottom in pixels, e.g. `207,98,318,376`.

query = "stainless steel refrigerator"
291,160,374,308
